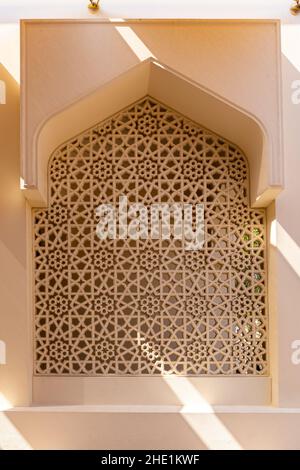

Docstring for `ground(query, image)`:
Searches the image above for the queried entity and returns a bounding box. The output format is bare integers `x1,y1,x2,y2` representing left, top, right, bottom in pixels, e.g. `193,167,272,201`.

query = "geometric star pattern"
33,97,267,375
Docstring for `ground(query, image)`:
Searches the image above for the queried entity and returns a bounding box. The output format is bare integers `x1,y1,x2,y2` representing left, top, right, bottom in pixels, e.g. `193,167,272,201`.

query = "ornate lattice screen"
33,97,267,376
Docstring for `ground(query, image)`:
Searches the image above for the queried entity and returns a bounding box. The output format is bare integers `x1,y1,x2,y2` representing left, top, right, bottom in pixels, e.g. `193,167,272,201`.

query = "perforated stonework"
33,97,267,376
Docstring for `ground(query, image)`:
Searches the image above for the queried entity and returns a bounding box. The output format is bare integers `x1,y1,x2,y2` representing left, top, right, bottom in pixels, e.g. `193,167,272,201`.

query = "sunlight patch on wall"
276,222,300,278
164,376,242,450
270,219,277,247
0,393,11,411
0,394,32,450
281,24,300,73
0,409,32,450
115,24,156,61
0,24,20,83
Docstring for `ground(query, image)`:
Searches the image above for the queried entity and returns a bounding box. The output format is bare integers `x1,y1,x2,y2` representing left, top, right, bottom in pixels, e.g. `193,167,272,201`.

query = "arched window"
33,97,267,376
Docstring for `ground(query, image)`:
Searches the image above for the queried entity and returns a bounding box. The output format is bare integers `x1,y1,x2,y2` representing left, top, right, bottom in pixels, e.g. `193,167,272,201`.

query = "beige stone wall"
3,408,300,450
0,64,31,406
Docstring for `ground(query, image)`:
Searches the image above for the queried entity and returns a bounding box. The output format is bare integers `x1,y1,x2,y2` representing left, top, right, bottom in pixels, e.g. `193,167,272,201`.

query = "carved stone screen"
33,97,267,376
